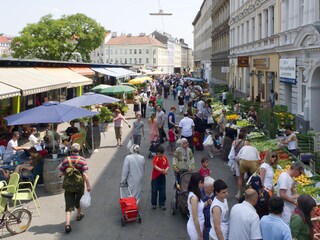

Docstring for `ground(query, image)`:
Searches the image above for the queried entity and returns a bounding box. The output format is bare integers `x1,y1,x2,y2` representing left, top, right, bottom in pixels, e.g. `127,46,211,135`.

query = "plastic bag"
80,191,91,208
207,116,214,124
126,139,133,150
203,135,213,146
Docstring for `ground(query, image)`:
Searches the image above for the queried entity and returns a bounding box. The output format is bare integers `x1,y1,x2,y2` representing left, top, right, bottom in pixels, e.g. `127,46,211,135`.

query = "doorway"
310,66,320,131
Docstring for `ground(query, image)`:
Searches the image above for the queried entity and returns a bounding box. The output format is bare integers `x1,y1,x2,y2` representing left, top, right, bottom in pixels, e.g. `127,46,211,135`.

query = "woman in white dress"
187,173,212,240
209,179,229,240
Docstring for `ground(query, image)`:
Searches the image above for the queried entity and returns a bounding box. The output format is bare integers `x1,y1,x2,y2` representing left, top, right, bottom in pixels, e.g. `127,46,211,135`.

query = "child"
199,157,211,177
151,146,170,210
167,127,177,155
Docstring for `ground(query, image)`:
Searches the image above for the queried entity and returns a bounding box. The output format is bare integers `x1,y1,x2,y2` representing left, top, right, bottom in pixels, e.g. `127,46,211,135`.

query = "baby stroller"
119,186,141,226
148,140,162,158
170,171,193,216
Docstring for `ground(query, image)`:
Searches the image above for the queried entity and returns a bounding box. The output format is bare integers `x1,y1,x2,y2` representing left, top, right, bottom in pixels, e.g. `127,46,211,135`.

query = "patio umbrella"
120,83,137,88
91,84,112,93
62,92,120,108
5,101,97,126
128,77,152,85
100,85,135,95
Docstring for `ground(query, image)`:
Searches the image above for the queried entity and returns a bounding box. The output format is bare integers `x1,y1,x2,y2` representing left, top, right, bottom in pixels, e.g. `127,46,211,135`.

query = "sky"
1,0,203,48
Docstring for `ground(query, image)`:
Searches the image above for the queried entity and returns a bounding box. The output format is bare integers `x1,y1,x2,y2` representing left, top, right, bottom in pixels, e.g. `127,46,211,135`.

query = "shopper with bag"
60,143,91,234
120,144,145,203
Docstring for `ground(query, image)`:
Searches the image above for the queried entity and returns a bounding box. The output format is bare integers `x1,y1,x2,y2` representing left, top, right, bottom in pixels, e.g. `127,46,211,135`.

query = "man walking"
60,143,91,234
130,114,145,146
229,189,262,240
179,112,195,152
140,90,148,118
156,105,166,143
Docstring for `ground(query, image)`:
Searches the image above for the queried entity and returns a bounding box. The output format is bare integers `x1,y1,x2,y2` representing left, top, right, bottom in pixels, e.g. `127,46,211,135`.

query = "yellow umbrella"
128,77,152,84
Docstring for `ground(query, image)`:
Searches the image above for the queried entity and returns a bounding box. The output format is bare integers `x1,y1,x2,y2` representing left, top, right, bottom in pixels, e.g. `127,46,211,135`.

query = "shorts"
114,127,122,139
133,104,140,112
239,159,258,174
64,188,84,212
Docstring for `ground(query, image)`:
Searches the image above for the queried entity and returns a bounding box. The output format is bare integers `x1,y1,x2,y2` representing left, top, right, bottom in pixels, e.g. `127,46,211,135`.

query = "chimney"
111,32,117,38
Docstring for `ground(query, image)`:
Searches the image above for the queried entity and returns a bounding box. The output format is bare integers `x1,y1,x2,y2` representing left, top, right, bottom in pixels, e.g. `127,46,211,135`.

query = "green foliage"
98,106,113,123
11,14,106,62
106,102,129,115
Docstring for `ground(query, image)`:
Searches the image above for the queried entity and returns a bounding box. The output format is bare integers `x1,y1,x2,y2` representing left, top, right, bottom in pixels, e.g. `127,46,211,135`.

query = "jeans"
133,135,141,146
151,175,166,207
141,103,147,118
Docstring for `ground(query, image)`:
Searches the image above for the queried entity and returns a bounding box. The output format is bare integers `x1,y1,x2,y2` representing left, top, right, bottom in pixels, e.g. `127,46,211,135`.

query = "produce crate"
297,133,315,153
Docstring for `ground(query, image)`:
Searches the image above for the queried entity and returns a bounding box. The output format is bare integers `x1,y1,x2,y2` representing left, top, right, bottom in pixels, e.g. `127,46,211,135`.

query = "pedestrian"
156,105,166,143
218,109,227,132
260,197,292,240
173,138,195,182
120,144,145,203
247,106,258,124
113,109,131,146
156,94,164,109
221,89,227,105
197,97,205,113
179,112,195,152
202,102,212,129
149,92,156,107
277,161,304,224
260,150,278,197
148,112,159,143
151,146,169,210
199,157,211,178
178,92,185,114
140,90,148,118
173,86,177,100
133,92,141,117
167,127,177,155
185,86,190,102
194,111,206,151
177,84,182,97
280,125,299,156
228,189,262,240
201,176,215,240
290,194,316,240
60,143,91,234
168,106,177,130
209,179,229,240
269,89,275,108
187,173,210,240
130,114,145,146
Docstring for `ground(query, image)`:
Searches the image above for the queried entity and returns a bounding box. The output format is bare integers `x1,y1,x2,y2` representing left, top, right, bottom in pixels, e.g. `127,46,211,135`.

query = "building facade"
229,0,279,99
193,0,213,81
277,0,320,132
211,0,230,85
0,35,13,58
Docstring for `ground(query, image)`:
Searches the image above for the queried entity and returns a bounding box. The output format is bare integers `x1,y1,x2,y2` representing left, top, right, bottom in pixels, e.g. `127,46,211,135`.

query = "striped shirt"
59,155,88,174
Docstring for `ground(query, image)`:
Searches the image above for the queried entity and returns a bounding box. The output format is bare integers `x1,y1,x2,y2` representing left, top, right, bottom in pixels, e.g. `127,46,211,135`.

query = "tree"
11,14,106,62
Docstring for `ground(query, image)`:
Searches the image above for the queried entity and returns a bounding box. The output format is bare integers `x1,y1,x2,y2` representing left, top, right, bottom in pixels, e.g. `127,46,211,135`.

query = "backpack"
62,157,84,193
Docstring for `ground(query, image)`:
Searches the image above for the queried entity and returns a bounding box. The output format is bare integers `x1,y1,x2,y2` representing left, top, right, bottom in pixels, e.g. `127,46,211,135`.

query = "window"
134,49,137,54
270,6,275,35
125,49,127,54
120,58,122,63
134,58,137,64
115,49,117,55
252,17,255,41
129,49,132,54
258,13,262,40
125,58,127,64
153,58,156,64
120,49,122,54
110,49,113,55
146,49,149,54
139,58,142,64
146,58,149,64
129,58,132,63
139,49,142,54
299,0,304,25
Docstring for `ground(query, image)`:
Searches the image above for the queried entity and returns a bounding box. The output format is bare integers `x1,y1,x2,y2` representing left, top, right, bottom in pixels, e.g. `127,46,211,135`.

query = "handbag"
207,116,214,124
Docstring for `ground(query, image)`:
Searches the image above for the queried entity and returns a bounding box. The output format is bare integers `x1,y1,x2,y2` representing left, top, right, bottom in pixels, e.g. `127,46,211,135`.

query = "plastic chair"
13,175,40,216
0,172,20,195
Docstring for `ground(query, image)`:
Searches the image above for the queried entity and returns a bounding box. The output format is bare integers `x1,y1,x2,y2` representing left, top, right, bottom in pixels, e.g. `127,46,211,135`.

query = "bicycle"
0,192,32,235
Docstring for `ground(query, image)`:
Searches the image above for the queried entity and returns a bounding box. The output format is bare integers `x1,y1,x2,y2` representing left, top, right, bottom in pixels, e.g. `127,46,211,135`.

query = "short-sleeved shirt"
114,114,125,127
277,172,296,224
229,201,262,240
167,112,175,129
260,162,274,190
178,95,184,105
156,111,165,127
179,117,195,137
133,120,144,136
237,146,260,161
60,155,88,174
199,167,211,177
152,155,169,180
260,214,292,240
6,139,18,155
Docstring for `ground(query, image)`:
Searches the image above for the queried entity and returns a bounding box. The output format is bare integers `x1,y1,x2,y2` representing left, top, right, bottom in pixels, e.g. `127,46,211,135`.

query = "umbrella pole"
91,117,95,151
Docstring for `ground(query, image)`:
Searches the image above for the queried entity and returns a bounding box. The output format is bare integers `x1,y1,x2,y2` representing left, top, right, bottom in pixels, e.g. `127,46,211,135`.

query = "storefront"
229,56,250,98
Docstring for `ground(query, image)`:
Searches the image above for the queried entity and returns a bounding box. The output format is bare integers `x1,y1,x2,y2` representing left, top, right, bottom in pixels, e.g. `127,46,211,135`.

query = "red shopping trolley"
119,186,141,226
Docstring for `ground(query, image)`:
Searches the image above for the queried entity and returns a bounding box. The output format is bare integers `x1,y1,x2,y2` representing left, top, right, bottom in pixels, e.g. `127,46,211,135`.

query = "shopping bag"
203,135,213,146
207,116,214,124
80,191,91,208
126,139,133,150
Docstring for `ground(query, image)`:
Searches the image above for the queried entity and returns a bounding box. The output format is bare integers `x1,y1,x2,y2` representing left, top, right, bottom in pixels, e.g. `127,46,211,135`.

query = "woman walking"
113,109,131,146
148,112,159,143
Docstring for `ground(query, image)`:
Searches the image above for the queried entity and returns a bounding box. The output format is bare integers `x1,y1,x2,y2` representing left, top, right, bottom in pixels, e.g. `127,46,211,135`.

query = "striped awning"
0,82,20,99
69,67,95,76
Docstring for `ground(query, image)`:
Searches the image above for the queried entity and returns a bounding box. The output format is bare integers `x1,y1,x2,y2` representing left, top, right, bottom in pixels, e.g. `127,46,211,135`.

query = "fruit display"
312,206,320,238
236,119,252,128
293,174,312,185
296,184,320,197
226,114,240,121
273,165,291,183
247,131,266,141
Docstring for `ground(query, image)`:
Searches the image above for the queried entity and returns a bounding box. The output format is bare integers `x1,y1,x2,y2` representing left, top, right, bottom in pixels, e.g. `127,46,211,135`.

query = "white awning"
0,82,20,99
91,68,122,78
36,68,93,88
105,67,136,77
0,68,70,96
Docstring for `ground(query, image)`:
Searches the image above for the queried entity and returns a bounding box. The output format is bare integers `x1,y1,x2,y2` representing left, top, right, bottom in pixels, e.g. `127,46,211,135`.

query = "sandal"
76,213,84,221
65,225,72,233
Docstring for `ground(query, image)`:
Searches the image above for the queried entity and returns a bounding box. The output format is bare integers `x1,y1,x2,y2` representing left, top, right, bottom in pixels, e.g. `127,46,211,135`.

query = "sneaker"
160,206,166,210
65,225,72,234
152,205,157,209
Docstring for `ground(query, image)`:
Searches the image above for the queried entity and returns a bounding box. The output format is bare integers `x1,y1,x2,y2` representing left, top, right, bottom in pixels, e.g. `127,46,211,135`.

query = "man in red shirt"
151,146,170,210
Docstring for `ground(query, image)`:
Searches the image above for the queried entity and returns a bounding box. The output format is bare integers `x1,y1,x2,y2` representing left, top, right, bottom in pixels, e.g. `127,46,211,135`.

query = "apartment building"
211,0,230,85
277,0,320,131
0,35,13,58
193,0,213,81
229,0,279,99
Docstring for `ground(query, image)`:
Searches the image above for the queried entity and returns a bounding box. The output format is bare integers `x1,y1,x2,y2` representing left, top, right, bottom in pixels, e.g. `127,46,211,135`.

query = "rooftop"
107,35,164,46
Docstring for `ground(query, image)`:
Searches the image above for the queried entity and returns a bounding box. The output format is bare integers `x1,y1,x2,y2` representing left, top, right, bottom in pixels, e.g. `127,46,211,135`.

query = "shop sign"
253,58,269,69
279,59,296,84
238,56,249,67
221,67,230,73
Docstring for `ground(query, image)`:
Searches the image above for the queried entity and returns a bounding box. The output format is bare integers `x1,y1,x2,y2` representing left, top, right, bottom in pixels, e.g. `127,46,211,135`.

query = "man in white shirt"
229,189,262,240
140,91,148,118
4,131,28,160
277,162,303,225
235,144,260,199
179,112,195,152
